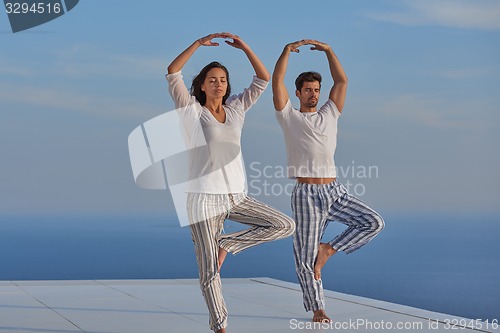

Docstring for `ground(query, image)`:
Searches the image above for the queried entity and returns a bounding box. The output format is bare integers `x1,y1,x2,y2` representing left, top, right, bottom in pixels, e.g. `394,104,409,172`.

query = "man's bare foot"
218,247,227,272
313,309,331,323
314,243,336,280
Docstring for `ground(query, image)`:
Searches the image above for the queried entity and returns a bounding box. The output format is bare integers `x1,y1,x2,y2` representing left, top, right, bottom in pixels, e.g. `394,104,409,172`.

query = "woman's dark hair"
295,71,322,91
190,61,231,105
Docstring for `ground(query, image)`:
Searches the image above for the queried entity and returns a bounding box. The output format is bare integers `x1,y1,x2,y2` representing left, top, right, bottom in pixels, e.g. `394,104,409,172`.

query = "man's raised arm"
272,40,309,111
310,41,348,112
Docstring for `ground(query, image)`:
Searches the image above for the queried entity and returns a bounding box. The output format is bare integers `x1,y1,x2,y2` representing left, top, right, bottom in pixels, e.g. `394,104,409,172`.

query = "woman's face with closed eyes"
201,68,228,102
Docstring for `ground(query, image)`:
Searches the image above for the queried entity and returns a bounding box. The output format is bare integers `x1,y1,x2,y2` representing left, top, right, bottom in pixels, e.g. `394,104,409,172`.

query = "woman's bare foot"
218,247,227,272
313,309,332,323
314,243,336,280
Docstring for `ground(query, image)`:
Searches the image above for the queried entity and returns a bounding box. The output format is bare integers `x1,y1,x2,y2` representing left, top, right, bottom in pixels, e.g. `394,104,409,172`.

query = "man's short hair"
295,71,322,91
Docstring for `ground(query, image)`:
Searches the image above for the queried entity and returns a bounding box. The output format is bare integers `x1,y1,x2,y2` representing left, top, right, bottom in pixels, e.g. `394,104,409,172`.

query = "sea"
0,213,498,322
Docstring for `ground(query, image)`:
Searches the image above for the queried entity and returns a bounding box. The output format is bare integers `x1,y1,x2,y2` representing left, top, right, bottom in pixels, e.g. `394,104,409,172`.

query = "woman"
166,32,295,333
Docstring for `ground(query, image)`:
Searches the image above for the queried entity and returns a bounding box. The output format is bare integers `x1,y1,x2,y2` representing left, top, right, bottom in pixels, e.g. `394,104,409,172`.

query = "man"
272,39,384,323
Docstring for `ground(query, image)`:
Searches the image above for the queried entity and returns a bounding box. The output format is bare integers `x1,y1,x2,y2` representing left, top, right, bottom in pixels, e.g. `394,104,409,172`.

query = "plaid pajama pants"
291,181,384,312
188,192,295,331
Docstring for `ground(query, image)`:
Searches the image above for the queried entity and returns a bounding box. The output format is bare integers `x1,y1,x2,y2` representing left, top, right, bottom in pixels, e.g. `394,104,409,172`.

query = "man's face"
296,81,321,109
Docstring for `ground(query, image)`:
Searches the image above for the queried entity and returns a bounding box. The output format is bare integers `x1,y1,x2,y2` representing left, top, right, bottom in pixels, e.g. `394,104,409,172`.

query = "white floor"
0,277,497,333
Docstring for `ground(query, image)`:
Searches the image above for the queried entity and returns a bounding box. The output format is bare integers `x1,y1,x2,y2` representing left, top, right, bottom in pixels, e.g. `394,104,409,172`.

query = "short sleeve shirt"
275,99,341,178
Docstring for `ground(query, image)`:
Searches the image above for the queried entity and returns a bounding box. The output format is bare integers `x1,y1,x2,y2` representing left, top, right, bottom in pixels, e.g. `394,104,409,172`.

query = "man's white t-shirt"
275,99,341,178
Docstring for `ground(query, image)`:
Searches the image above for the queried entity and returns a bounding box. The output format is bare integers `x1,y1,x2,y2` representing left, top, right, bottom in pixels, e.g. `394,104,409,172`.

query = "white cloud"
377,94,497,130
0,83,164,121
365,0,500,30
51,44,166,80
440,67,497,79
0,45,169,121
0,65,32,77
1,44,165,81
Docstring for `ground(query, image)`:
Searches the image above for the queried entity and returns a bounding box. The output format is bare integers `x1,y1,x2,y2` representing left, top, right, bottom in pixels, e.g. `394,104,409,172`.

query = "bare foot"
314,243,336,280
218,247,227,272
313,309,332,323
215,328,226,333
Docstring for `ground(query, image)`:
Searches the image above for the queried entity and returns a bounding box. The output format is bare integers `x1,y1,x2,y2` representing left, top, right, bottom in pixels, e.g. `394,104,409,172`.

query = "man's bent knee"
372,214,384,234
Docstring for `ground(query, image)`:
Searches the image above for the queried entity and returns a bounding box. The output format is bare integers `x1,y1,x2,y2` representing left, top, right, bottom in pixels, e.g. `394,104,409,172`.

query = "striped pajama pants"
187,192,295,332
291,181,384,312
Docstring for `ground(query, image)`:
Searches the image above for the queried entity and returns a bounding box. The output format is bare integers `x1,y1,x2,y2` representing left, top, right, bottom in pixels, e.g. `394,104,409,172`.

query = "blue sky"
1,0,499,219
